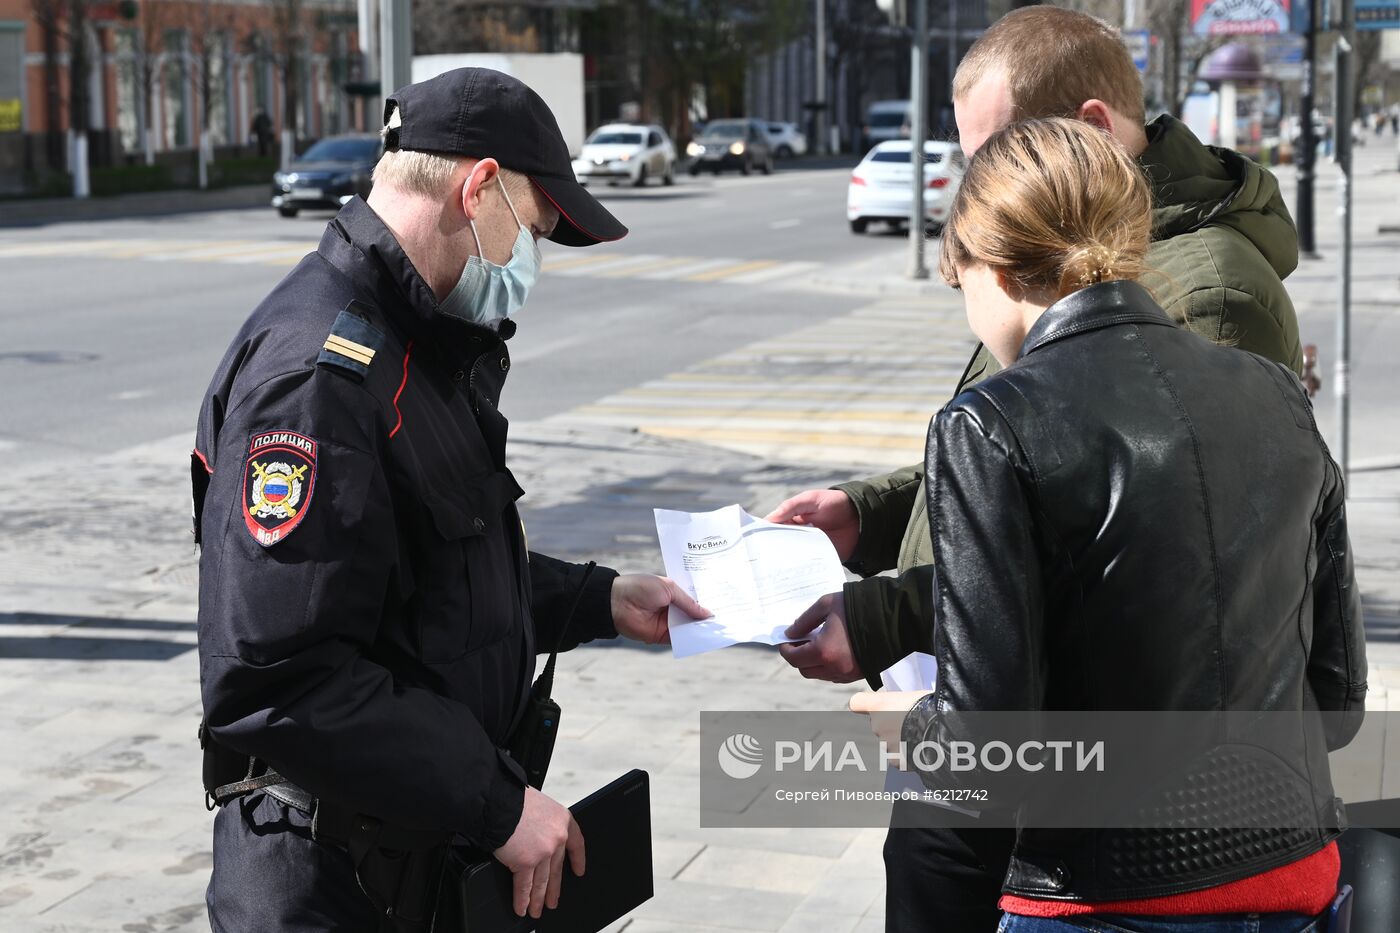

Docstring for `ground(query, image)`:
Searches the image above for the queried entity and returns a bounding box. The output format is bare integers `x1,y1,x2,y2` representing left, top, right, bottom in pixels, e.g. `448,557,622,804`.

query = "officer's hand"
611,574,711,645
777,592,863,683
493,786,585,919
764,490,859,562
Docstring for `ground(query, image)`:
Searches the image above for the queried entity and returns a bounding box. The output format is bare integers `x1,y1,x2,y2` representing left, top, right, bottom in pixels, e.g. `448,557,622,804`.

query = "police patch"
243,431,317,547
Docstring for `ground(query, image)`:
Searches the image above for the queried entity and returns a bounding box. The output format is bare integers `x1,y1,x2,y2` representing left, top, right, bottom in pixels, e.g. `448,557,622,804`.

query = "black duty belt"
202,730,449,853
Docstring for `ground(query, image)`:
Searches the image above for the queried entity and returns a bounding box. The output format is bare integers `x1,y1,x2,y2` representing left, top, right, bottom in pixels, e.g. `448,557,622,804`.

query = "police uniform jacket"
193,197,619,851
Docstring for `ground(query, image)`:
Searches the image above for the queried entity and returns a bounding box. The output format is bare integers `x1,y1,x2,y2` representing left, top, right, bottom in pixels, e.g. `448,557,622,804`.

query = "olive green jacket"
835,115,1304,688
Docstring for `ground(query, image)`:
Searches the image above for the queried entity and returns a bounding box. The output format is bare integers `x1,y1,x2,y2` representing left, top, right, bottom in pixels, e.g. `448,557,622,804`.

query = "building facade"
0,0,365,191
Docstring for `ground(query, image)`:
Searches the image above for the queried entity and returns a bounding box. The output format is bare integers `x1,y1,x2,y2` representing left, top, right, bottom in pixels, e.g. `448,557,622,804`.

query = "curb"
0,184,269,227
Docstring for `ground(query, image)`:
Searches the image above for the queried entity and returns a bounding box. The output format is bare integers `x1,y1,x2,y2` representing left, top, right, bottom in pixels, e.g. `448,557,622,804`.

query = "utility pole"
814,0,826,155
380,0,413,105
908,0,928,280
947,0,957,107
1333,0,1355,479
1296,0,1318,256
357,0,380,121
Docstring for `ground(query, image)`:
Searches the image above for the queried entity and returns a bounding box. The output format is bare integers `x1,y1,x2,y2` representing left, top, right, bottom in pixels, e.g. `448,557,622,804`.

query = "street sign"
1124,29,1151,73
1191,0,1291,35
1356,0,1400,29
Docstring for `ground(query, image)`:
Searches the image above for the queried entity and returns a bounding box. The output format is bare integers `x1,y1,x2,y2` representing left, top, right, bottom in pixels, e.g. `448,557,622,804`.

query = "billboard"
1192,0,1291,35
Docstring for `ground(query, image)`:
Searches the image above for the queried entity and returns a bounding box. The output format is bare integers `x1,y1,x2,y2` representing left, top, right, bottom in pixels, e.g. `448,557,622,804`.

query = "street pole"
1296,0,1318,257
815,0,826,155
1334,0,1354,479
947,0,957,113
358,0,380,125
908,0,928,280
380,0,413,105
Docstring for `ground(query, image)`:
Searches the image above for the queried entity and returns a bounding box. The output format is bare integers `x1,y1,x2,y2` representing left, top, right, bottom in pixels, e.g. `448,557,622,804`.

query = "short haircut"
940,117,1151,297
953,6,1145,126
372,147,461,198
372,145,534,202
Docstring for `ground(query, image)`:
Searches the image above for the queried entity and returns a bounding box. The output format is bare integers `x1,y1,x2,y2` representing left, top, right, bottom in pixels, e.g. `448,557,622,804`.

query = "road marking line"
637,257,735,280
0,240,127,257
613,387,947,402
551,254,663,277
642,425,924,450
595,255,698,278
542,252,627,272
191,242,317,262
770,218,802,230
685,259,779,282
577,405,931,424
225,246,316,264
142,241,260,261
724,260,821,284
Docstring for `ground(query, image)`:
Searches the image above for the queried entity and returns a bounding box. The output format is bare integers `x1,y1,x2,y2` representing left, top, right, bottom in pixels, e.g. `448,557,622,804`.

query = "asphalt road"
0,164,915,472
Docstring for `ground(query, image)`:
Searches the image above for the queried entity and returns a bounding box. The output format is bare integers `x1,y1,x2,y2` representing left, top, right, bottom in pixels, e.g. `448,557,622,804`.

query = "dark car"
271,134,382,217
685,119,774,176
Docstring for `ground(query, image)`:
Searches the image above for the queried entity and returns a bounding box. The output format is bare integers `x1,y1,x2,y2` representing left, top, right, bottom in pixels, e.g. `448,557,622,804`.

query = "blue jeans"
998,912,1320,933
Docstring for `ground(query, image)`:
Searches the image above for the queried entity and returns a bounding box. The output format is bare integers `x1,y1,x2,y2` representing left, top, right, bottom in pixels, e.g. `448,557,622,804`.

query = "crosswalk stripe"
577,405,931,424
226,246,315,264
142,241,260,261
551,254,663,277
0,240,126,257
684,259,778,282
637,257,735,280
612,387,945,402
642,425,924,450
185,242,316,262
595,255,698,278
726,260,821,284
542,252,623,272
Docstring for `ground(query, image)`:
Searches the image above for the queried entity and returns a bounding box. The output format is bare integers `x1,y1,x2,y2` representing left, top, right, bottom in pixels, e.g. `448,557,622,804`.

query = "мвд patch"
243,431,317,546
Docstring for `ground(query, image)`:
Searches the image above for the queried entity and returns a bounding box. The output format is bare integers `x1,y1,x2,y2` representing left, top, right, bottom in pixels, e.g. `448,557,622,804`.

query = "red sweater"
1001,841,1339,918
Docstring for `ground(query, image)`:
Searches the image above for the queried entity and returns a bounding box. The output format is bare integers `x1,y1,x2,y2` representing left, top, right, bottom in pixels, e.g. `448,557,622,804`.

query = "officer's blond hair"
373,146,533,203
372,147,461,199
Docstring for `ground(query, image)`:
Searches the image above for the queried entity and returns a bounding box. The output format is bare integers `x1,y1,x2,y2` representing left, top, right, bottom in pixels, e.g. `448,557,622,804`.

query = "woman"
851,118,1366,932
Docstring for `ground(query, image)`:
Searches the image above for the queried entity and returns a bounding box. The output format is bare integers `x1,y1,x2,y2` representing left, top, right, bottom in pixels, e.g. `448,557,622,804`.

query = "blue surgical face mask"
439,174,542,325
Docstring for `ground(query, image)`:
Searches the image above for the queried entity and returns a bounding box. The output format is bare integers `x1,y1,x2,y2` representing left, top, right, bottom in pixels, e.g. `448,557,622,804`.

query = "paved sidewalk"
3,142,1400,933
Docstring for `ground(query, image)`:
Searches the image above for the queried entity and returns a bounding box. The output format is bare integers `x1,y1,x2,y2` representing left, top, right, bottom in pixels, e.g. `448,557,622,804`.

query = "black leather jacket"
903,280,1366,901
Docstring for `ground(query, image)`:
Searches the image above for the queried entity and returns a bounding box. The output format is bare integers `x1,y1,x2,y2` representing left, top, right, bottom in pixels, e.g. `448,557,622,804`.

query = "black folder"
435,769,654,933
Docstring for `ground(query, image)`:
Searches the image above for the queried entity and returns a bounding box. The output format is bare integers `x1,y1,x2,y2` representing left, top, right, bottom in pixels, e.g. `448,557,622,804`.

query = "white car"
765,121,808,158
572,124,677,187
847,140,966,234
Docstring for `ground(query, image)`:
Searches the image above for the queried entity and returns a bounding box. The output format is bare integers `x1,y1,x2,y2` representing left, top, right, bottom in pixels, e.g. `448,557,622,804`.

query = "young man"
195,69,708,931
767,8,1307,932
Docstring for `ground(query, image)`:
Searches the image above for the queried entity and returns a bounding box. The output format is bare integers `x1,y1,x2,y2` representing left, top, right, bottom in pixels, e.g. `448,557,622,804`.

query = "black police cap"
383,68,627,248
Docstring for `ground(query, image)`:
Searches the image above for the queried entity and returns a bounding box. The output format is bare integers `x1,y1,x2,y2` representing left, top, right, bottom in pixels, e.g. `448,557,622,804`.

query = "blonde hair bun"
939,118,1151,298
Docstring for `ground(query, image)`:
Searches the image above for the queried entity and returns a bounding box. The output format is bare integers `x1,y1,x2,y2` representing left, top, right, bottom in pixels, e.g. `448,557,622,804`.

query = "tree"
185,0,238,184
130,0,182,163
269,0,306,150
649,0,806,121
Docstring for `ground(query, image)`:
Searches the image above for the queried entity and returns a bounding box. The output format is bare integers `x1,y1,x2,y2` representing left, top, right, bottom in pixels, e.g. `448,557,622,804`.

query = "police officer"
193,68,709,931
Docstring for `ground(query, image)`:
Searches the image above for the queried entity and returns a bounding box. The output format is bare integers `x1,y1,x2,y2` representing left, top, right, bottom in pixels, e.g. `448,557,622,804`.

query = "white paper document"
878,651,976,816
879,651,939,694
654,504,848,658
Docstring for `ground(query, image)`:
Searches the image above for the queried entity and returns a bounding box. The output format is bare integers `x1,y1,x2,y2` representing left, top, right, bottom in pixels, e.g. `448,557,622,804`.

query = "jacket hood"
1140,115,1298,279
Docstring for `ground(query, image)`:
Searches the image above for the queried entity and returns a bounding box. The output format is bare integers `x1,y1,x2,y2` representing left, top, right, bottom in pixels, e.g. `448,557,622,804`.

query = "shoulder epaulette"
317,300,386,382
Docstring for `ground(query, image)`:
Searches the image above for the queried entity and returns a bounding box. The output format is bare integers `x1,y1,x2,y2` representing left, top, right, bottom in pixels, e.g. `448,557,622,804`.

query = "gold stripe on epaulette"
324,335,375,365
